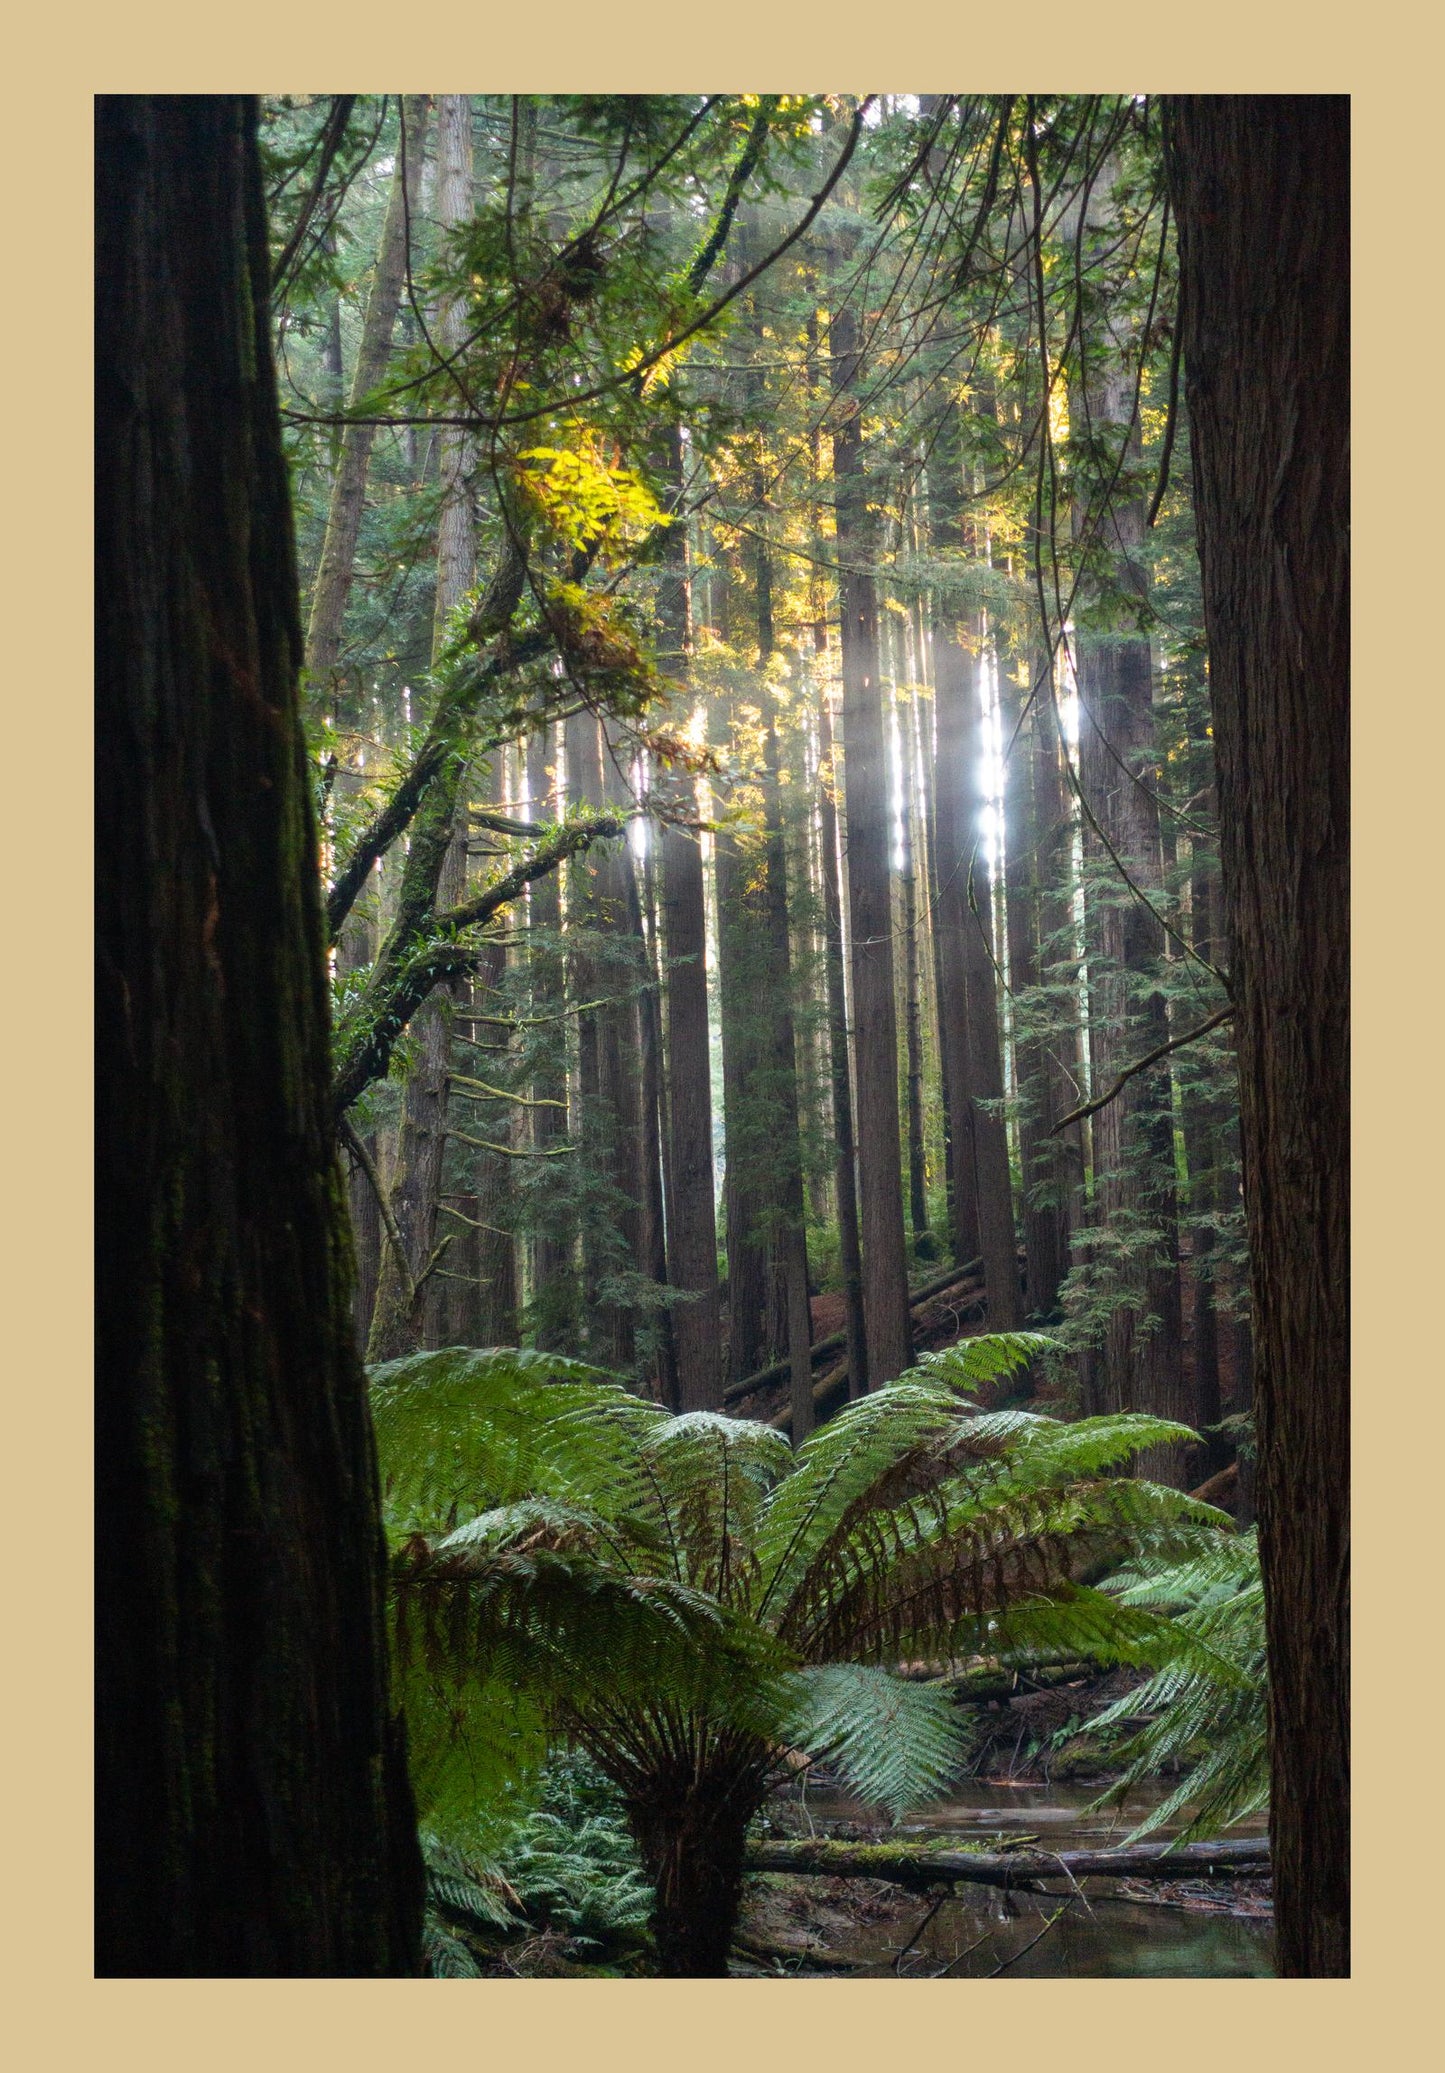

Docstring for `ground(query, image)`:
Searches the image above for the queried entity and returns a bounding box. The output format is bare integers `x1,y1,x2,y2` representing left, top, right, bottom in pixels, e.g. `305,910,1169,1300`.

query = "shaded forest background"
276,93,1249,1482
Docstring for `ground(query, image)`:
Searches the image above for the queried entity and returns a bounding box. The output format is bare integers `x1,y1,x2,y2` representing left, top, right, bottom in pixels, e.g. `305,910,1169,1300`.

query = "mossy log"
745,1836,1269,1894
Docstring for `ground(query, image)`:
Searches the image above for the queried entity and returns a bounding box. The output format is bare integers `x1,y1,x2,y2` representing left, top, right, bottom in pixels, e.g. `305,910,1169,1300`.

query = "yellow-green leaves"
515,442,667,561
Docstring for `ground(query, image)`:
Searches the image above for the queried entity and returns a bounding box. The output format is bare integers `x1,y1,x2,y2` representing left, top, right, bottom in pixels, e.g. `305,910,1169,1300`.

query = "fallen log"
722,1259,983,1409
766,1290,990,1435
744,1836,1269,1895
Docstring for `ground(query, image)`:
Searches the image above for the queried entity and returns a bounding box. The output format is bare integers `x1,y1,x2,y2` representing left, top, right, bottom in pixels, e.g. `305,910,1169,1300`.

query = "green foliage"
1086,1530,1267,1842
776,1664,965,1819
419,1755,653,1973
371,1338,1233,1845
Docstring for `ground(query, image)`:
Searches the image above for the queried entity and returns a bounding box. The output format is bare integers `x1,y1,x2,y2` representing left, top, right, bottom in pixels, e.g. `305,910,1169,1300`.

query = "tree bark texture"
625,1758,765,1978
525,726,578,1346
662,810,723,1406
746,1835,1269,1892
1000,654,1070,1319
1168,92,1350,1978
95,93,422,1976
715,811,777,1385
819,701,869,1398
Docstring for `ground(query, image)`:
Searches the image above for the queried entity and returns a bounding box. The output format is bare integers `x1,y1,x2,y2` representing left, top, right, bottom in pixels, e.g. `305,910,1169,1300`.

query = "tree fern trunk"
626,1765,762,1978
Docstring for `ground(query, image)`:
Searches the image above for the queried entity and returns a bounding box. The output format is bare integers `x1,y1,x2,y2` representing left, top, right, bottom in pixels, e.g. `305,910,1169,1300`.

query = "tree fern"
371,1335,1241,1973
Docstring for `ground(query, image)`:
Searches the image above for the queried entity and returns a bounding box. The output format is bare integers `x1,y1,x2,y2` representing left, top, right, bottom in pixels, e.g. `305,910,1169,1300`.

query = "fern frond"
369,1345,658,1535
778,1416,1214,1664
1088,1530,1268,1842
778,1663,971,1817
633,1411,792,1603
754,1338,1050,1630
423,1920,487,1977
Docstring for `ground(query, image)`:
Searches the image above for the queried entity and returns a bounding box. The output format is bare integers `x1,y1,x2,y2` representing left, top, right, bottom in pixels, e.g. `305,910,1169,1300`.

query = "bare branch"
1049,1005,1234,1135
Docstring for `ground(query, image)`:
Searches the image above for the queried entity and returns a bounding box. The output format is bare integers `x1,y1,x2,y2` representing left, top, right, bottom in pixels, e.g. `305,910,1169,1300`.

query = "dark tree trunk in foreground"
1169,92,1350,1979
95,95,422,1976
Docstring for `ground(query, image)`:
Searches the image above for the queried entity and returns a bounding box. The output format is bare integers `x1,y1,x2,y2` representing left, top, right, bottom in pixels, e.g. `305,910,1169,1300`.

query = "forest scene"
95,93,1348,1981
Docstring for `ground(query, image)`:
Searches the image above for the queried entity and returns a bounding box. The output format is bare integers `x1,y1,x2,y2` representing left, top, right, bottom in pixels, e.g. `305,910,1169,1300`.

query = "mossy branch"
326,628,551,941
331,812,623,1116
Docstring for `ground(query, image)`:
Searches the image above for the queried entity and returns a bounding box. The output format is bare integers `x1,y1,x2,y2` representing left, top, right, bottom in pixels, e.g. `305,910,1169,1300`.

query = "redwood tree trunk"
95,93,422,1976
366,95,476,1362
832,301,912,1383
1072,226,1186,1473
305,96,430,686
662,805,723,1406
1168,92,1350,1979
525,726,578,1347
820,699,869,1398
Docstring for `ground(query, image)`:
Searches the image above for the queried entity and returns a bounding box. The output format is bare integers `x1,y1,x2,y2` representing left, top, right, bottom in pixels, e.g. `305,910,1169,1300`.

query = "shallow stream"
749,1779,1274,1978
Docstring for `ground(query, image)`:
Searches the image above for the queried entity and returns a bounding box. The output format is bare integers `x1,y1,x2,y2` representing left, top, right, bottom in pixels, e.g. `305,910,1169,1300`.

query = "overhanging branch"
1049,1005,1234,1135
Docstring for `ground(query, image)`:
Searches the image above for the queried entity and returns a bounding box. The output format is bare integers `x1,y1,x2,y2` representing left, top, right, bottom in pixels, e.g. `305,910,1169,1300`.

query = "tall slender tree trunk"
96,93,422,1976
715,805,775,1384
819,699,868,1399
895,675,932,1254
755,530,815,1443
1000,654,1070,1318
568,709,609,1359
367,95,476,1363
1179,866,1227,1471
1072,181,1186,1468
657,432,723,1407
597,722,653,1374
1031,649,1088,1278
565,712,643,1370
926,411,982,1277
634,791,678,1403
305,96,430,687
525,726,577,1347
957,618,1021,1329
307,101,430,1338
1169,93,1349,1977
831,301,912,1383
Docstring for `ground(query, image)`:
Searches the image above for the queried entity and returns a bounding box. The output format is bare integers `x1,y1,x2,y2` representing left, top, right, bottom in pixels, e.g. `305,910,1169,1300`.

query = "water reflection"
762,1777,1274,1978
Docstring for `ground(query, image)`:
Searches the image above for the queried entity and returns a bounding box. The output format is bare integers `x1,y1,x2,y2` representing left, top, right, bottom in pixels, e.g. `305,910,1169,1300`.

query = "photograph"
94,90,1349,1982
